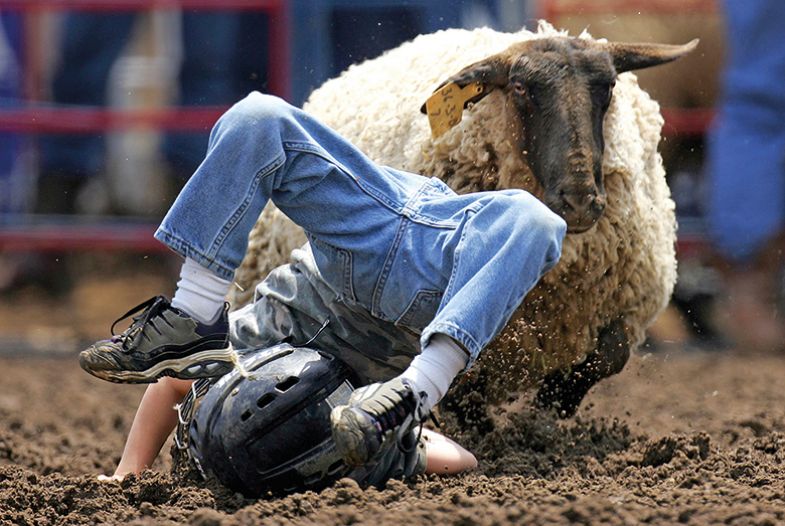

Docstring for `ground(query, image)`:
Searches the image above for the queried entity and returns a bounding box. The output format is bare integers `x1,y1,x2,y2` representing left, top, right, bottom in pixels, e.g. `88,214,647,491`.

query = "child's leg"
333,191,566,466
154,92,423,292
229,245,422,384
419,190,567,369
82,93,422,383
226,250,478,480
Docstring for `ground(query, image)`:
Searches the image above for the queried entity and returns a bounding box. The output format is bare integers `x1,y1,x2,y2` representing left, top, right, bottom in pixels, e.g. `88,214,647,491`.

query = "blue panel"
289,0,470,106
0,12,25,214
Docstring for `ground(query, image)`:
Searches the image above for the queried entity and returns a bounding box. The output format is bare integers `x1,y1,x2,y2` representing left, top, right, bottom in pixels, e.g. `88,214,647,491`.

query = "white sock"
171,258,232,324
400,334,469,412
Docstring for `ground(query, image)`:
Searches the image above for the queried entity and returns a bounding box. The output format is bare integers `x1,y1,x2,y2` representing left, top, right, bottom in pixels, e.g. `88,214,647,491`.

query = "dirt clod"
1,352,784,525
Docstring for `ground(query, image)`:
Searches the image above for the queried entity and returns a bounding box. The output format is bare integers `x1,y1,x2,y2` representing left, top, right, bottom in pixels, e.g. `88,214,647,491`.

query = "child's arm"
100,377,193,481
101,378,476,481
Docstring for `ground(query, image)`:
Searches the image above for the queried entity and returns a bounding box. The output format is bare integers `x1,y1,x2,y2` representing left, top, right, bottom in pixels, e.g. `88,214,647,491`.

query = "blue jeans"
155,93,565,366
707,0,785,262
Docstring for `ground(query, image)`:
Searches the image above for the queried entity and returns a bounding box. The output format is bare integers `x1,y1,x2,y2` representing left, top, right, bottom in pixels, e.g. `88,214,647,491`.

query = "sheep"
230,22,694,418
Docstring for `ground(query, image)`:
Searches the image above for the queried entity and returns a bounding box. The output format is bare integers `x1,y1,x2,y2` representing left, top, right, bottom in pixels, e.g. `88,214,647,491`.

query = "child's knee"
220,92,295,132
530,198,567,253
502,193,567,255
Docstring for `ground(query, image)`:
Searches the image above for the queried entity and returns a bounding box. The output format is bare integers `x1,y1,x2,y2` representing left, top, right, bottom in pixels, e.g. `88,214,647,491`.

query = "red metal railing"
0,0,289,253
0,1,714,253
0,106,228,133
661,108,715,137
0,221,166,252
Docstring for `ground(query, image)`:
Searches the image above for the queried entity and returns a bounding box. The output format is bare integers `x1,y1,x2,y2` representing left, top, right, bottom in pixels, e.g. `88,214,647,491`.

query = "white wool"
231,22,677,402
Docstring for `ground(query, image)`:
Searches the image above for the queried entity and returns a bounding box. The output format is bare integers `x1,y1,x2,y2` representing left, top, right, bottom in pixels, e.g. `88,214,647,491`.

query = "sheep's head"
425,36,698,233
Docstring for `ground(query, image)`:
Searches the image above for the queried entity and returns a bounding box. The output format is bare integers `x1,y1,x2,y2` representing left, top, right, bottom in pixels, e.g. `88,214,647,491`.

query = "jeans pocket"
396,289,443,332
306,235,355,302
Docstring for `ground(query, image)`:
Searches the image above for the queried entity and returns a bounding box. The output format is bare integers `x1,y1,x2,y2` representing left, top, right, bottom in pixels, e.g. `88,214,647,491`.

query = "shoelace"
394,406,442,454
110,296,168,350
373,384,428,454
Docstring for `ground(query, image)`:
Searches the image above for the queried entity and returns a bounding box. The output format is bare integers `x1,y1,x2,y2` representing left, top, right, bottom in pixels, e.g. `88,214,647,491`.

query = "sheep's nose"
546,189,606,233
561,192,581,212
591,194,607,214
561,190,602,213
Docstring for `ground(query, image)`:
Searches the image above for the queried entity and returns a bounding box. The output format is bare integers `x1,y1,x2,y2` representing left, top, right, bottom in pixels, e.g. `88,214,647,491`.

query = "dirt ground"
1,269,784,525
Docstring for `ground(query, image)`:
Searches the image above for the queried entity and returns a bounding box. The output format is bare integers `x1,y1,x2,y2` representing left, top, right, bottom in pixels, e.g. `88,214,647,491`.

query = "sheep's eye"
513,81,526,95
593,81,614,108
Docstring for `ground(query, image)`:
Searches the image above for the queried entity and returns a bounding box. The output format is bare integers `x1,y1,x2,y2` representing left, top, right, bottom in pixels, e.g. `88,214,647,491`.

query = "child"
81,93,565,479
97,376,478,482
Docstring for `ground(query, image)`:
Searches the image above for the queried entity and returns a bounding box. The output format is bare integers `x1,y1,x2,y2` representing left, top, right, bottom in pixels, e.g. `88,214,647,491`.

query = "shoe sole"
83,346,237,384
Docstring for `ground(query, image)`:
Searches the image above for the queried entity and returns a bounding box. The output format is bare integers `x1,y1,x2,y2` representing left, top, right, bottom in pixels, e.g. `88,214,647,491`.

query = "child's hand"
97,474,125,483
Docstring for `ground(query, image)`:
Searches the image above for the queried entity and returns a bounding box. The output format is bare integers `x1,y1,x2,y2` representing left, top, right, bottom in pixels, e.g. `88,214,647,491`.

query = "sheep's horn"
607,39,699,73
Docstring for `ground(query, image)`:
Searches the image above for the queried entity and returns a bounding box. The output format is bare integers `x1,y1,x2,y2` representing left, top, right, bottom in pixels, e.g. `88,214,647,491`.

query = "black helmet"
189,343,359,496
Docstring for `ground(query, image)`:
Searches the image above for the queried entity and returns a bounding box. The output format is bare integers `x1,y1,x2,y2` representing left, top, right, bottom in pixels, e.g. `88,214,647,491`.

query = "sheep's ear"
608,39,699,73
420,55,510,114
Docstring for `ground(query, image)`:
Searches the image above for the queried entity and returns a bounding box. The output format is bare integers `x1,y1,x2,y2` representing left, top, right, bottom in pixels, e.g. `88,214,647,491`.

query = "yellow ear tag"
424,81,484,138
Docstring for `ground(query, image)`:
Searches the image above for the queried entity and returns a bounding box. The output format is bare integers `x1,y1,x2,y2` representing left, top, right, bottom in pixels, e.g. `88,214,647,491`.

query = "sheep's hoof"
535,319,631,418
533,372,589,419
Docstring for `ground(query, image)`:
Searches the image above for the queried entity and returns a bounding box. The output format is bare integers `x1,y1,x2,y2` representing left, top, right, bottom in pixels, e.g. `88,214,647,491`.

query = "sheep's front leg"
534,318,630,418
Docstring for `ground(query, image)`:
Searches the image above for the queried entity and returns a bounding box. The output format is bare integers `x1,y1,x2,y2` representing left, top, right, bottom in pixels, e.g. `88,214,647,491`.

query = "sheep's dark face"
508,38,615,232
429,36,698,233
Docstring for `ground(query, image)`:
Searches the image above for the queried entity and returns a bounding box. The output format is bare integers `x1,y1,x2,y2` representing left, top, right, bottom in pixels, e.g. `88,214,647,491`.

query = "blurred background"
0,0,781,359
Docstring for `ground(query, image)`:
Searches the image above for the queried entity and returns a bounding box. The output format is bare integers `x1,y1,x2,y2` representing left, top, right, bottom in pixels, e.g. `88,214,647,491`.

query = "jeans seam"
421,322,481,366
406,214,461,228
396,289,443,328
440,200,490,304
401,176,431,216
307,234,356,302
154,229,235,280
441,216,470,306
402,180,461,229
283,140,404,213
371,216,408,319
406,181,482,228
344,247,356,303
206,153,285,260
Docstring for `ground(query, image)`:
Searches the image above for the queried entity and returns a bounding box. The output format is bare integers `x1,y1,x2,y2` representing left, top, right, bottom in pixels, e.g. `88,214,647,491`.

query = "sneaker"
330,377,429,466
79,296,236,384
